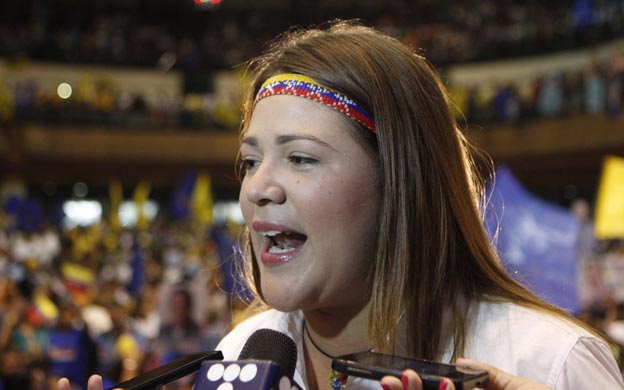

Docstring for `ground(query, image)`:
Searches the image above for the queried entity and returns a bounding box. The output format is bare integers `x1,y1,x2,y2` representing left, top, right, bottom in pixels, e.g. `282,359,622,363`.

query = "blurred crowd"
0,0,622,69
571,199,624,368
1,1,623,131
1,1,624,389
0,46,623,132
0,191,624,390
0,205,245,390
377,0,623,65
0,75,237,131
450,50,624,126
578,236,624,374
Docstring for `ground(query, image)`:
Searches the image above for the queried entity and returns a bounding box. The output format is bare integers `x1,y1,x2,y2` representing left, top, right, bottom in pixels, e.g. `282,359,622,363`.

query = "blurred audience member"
46,304,97,390
537,73,564,117
585,65,607,114
130,285,161,349
155,288,203,363
606,53,623,117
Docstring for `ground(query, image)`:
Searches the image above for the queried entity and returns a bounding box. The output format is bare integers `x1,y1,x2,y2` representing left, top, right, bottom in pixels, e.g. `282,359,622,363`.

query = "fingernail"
402,373,409,390
87,375,103,390
438,379,448,390
381,385,391,390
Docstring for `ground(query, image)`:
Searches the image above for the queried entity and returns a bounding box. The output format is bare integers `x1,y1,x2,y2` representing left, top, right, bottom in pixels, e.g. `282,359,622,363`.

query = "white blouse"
216,302,624,389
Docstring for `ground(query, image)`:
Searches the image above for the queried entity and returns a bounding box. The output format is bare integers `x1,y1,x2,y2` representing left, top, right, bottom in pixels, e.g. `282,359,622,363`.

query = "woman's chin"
262,294,305,313
260,285,309,313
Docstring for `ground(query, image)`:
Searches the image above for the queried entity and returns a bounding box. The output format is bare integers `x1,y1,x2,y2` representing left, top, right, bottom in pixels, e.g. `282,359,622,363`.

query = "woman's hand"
57,375,104,390
454,358,552,390
379,358,552,390
380,370,453,390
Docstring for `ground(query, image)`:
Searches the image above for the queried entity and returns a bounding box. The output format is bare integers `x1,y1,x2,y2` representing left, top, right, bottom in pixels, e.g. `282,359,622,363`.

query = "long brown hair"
238,20,583,361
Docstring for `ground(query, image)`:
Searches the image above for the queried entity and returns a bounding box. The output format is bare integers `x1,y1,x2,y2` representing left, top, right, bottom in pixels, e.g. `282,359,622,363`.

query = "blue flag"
485,167,580,313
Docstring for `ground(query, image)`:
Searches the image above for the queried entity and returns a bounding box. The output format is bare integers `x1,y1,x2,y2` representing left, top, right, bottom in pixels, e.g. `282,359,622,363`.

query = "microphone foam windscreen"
237,328,298,380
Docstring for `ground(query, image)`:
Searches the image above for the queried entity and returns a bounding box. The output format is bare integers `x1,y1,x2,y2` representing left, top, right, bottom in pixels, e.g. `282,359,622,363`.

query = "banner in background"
485,166,580,313
594,155,624,239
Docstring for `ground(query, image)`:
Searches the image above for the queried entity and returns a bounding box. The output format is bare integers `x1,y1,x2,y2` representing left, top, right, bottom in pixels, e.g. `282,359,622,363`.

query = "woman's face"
239,94,379,313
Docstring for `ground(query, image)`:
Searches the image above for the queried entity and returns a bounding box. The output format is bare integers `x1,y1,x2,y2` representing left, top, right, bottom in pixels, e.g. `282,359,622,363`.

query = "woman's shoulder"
475,300,593,338
469,300,604,356
467,300,622,388
215,309,302,360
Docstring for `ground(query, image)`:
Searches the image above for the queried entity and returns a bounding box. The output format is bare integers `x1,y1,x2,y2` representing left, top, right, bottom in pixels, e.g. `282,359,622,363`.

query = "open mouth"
261,230,307,254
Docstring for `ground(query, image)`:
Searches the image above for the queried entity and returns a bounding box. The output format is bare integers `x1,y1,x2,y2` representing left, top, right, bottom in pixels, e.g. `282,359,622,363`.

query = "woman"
218,21,622,389
59,21,623,390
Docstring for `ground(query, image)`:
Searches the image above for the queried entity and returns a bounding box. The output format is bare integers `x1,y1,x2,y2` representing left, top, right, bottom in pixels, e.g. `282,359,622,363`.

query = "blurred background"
0,0,623,389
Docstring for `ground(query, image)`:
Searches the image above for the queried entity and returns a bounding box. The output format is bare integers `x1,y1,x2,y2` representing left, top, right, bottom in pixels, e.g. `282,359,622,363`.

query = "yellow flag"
109,179,123,231
594,156,624,239
62,262,96,285
34,291,58,322
191,173,213,225
133,180,151,230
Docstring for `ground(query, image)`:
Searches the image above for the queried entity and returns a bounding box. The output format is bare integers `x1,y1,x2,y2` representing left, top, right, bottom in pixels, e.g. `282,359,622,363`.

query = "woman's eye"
240,158,260,172
288,155,318,165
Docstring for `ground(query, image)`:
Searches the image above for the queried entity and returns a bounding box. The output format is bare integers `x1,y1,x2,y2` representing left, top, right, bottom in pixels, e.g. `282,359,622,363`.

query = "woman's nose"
243,163,286,206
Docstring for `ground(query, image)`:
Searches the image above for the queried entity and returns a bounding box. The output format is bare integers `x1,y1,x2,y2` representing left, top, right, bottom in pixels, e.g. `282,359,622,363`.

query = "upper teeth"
260,230,282,237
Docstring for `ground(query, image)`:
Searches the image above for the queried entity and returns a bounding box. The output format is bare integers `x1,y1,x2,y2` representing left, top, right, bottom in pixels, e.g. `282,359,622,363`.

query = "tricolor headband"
254,73,376,133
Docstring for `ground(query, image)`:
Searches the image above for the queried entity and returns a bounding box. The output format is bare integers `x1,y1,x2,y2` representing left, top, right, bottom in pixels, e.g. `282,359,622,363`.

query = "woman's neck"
303,303,370,356
301,303,370,389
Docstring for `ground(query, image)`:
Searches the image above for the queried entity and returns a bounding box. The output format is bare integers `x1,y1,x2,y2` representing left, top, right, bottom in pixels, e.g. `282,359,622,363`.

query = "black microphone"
194,329,303,389
106,351,223,390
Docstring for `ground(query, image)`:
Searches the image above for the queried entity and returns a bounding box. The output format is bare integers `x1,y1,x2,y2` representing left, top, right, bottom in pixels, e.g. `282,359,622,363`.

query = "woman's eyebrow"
275,134,337,151
240,133,338,152
240,136,257,147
